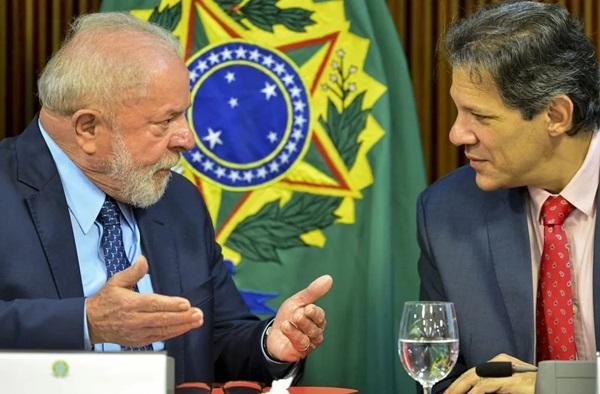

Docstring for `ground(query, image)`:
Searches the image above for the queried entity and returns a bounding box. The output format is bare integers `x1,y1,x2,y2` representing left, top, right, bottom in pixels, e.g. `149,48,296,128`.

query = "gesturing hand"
266,275,333,362
86,256,203,346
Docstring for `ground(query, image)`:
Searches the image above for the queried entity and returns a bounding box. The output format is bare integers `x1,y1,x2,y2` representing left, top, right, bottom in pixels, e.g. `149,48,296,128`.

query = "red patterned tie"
536,195,576,361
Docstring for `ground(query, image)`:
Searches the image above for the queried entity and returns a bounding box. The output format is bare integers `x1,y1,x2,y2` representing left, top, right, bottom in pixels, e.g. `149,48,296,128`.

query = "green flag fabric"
100,1,426,392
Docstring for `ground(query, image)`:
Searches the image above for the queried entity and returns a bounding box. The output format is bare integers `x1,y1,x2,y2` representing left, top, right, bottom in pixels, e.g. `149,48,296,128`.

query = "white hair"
38,12,182,116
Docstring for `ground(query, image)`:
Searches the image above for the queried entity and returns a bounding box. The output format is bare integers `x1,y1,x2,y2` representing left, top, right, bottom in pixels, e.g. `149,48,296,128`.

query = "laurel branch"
215,0,315,33
148,2,182,32
227,194,340,264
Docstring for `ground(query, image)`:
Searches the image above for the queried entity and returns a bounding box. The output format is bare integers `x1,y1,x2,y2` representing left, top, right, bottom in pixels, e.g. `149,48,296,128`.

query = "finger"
290,306,326,340
490,353,515,362
132,308,203,329
281,320,312,353
468,373,536,394
445,367,479,394
137,320,205,344
489,353,536,369
108,256,149,289
131,292,193,312
301,304,326,326
289,275,333,306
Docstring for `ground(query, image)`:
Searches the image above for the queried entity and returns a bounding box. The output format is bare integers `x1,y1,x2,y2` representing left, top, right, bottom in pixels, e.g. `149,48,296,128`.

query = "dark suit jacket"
417,165,600,392
0,118,278,384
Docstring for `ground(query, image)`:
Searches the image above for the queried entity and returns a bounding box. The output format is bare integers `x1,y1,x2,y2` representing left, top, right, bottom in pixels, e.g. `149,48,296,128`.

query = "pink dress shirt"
527,130,600,361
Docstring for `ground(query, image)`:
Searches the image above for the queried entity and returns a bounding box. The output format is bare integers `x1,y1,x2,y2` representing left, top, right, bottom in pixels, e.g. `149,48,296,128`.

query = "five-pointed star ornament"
225,71,236,83
228,97,239,108
202,128,223,150
260,82,278,100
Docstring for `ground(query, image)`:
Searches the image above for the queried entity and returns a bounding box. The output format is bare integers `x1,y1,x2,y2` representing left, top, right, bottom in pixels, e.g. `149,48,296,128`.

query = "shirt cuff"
261,320,298,379
83,298,93,350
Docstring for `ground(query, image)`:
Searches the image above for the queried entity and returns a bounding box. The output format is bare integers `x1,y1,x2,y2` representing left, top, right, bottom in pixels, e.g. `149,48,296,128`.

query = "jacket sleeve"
417,191,468,393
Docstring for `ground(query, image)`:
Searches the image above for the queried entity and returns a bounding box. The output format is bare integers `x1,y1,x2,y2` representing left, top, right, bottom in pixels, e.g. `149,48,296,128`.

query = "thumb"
290,275,333,306
108,255,149,289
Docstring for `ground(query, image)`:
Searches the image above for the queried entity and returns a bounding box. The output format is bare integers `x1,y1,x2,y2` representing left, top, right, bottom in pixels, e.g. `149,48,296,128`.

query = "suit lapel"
136,206,185,381
135,207,182,296
18,119,83,298
485,188,535,362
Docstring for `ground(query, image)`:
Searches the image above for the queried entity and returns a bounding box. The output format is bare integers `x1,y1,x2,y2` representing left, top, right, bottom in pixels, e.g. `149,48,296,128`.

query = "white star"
249,49,261,61
285,141,297,153
292,128,303,140
269,161,280,173
189,69,199,82
293,100,306,113
262,55,274,67
261,82,278,100
191,151,202,162
228,97,239,108
243,171,254,182
282,74,294,85
196,61,209,72
228,170,240,182
202,160,214,171
225,72,236,83
221,48,233,60
290,86,301,97
273,63,286,75
235,46,247,59
203,128,223,150
256,167,267,178
279,153,290,164
267,131,278,143
215,166,226,178
294,115,306,127
208,52,220,65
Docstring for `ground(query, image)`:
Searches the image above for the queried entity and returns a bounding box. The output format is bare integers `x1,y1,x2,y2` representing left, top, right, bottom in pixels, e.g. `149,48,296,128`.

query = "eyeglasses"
176,381,264,394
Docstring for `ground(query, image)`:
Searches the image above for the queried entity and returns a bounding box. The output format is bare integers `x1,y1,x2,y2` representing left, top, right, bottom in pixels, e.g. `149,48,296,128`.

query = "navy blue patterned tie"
97,196,152,350
97,197,138,287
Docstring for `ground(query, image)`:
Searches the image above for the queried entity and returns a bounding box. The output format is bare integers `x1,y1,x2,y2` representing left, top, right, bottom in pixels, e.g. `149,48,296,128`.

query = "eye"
159,117,174,127
472,113,491,123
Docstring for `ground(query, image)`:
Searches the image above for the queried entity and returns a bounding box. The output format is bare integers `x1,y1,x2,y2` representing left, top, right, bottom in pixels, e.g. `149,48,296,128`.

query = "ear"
70,109,103,154
546,95,574,137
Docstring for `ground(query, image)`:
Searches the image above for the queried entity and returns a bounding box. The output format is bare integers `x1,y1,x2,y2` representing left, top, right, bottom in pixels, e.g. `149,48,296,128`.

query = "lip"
466,155,486,170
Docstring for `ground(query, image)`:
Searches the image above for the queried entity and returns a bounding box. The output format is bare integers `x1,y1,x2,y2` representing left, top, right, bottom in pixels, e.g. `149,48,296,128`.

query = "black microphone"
476,361,538,377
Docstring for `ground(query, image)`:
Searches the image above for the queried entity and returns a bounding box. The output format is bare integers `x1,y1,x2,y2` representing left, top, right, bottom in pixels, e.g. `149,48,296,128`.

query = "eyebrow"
450,95,497,118
162,105,190,118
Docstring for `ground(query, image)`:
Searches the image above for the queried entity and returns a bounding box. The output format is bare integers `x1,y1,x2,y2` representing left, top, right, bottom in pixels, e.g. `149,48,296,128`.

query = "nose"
168,117,195,152
449,113,477,147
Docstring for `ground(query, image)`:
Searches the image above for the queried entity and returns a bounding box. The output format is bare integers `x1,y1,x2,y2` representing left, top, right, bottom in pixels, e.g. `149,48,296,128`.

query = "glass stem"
422,386,432,394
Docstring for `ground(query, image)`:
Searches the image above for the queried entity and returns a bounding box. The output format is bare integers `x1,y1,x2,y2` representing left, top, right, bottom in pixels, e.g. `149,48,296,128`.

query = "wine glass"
398,301,459,394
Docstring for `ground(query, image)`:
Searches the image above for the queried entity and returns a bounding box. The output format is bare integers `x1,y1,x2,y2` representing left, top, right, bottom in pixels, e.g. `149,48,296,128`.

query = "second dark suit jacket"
0,118,278,384
417,165,600,392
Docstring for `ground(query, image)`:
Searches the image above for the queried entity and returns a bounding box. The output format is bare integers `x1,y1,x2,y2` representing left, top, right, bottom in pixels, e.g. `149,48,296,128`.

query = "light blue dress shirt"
39,122,164,352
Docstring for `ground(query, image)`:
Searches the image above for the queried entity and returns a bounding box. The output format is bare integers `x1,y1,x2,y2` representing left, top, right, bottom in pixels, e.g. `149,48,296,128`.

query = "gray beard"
106,134,179,208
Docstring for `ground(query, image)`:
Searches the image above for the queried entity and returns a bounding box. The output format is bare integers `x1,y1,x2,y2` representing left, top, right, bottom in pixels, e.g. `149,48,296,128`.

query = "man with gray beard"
0,12,332,385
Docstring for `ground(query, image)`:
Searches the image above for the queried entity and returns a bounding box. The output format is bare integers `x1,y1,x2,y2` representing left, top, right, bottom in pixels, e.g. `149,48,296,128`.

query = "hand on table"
266,275,333,362
445,353,535,394
86,256,203,346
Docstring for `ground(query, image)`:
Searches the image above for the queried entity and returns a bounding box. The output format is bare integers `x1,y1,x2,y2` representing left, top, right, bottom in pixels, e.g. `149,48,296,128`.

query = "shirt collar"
38,120,136,233
528,130,600,222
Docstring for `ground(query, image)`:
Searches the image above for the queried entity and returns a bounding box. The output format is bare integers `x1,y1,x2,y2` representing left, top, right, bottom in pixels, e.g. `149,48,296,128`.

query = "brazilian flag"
101,1,426,392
